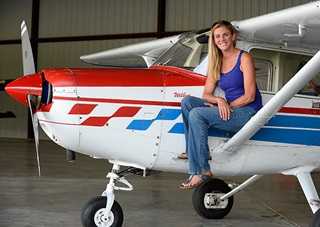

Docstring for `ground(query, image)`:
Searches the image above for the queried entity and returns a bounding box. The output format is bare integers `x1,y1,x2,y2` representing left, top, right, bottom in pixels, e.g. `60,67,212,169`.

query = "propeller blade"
21,21,35,75
27,94,41,177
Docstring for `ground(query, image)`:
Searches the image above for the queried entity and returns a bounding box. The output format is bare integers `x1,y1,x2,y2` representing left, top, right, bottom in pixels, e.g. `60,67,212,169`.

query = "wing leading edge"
80,35,180,68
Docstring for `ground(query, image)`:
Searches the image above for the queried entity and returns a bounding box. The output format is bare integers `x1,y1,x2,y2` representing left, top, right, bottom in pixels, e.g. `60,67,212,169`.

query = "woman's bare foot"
180,173,213,189
178,153,188,159
181,175,202,187
177,152,212,160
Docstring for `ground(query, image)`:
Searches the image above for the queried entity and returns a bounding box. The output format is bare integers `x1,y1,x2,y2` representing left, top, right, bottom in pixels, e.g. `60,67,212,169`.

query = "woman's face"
213,26,235,51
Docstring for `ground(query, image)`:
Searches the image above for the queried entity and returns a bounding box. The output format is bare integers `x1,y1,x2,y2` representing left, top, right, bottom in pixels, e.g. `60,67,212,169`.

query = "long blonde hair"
207,20,237,83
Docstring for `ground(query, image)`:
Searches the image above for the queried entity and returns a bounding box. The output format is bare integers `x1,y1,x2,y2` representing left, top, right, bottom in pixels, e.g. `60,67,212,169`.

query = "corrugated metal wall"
165,0,310,31
38,0,158,37
0,0,311,139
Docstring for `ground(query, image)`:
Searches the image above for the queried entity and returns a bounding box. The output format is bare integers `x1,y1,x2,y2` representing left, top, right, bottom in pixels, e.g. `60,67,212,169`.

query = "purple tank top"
218,50,262,110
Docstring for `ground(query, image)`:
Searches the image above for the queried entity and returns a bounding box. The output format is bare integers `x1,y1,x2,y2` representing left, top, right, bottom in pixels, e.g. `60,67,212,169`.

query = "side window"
299,70,320,96
254,60,273,91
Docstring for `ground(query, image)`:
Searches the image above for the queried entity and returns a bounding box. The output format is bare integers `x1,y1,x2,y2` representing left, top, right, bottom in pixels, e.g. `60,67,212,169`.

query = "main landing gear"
192,175,262,219
81,164,133,227
192,178,234,219
194,168,320,226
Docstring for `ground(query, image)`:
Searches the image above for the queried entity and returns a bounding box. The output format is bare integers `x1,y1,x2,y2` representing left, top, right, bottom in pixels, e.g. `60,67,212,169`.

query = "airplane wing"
233,1,320,52
80,35,181,68
221,1,320,153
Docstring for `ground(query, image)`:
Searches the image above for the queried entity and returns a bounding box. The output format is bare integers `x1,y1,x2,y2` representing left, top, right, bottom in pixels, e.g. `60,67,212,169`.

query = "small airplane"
5,1,320,227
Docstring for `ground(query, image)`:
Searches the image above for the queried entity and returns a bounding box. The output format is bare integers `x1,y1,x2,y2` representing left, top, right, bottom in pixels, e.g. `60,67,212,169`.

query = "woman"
180,20,262,189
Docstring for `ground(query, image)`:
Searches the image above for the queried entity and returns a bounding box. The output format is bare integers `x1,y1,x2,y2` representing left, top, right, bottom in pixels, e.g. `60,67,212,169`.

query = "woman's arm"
229,52,257,108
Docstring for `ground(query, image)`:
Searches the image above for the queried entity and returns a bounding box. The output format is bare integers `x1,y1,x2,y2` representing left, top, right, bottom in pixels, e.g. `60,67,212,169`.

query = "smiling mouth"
219,42,228,46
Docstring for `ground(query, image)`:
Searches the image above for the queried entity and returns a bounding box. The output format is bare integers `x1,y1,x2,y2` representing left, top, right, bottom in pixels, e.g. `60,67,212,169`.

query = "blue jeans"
181,96,258,175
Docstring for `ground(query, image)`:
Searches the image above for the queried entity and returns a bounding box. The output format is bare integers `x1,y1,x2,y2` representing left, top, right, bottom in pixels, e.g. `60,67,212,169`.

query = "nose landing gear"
81,164,134,227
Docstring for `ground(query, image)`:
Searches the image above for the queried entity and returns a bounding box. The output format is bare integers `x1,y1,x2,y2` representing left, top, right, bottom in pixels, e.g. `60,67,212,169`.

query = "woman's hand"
217,98,233,121
204,97,232,120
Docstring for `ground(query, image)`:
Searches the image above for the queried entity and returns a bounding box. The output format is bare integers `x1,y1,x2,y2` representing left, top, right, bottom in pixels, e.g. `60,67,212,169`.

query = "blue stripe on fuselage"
266,115,320,129
168,114,320,146
126,108,181,130
125,108,320,146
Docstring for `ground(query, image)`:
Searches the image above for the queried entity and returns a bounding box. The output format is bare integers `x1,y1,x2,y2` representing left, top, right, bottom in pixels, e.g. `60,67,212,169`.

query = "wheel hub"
204,193,228,209
94,208,114,227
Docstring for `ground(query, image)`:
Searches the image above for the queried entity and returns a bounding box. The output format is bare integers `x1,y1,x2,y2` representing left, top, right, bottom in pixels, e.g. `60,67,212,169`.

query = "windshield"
153,29,210,71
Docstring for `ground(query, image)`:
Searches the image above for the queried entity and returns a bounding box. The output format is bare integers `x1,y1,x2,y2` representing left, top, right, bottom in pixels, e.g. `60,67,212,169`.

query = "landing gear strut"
81,164,134,227
192,175,262,219
281,166,320,227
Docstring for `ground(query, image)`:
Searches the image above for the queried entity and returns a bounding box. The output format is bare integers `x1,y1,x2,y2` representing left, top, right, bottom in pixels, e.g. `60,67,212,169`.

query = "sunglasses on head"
211,20,232,28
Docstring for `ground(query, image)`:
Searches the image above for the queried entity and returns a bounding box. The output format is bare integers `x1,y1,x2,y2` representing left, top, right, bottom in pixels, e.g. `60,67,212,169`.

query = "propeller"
21,21,41,177
27,94,41,177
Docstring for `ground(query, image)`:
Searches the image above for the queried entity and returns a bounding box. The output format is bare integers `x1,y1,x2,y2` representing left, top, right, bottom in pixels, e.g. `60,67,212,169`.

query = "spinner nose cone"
5,73,42,106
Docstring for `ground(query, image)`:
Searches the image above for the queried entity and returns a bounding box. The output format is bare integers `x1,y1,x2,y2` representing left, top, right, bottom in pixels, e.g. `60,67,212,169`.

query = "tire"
81,196,123,227
192,178,234,219
310,209,320,227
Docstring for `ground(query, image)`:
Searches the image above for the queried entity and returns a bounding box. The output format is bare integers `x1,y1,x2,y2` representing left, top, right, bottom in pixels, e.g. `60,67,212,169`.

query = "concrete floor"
0,138,317,227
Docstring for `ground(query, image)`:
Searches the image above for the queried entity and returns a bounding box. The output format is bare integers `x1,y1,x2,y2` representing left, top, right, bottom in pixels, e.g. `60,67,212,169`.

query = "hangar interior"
0,0,311,139
0,1,318,227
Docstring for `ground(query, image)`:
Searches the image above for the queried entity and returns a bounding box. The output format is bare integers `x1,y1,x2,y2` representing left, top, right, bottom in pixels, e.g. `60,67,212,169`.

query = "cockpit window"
153,31,209,70
154,42,193,67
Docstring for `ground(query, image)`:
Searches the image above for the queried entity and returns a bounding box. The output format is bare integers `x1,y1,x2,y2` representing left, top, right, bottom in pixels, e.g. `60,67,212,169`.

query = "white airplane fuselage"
19,66,317,177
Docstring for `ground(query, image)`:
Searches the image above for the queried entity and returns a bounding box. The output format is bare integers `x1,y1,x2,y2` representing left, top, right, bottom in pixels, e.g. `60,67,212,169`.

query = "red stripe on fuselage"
47,95,319,117
53,96,319,114
54,96,181,107
68,104,98,115
81,106,141,126
279,107,320,115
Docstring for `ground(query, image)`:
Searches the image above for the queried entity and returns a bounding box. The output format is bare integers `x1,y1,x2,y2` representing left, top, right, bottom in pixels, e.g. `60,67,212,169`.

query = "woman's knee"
181,96,194,106
181,96,204,109
189,108,205,124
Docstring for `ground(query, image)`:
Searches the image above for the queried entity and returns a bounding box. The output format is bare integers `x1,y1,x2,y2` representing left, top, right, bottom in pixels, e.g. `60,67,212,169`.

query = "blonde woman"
180,20,262,189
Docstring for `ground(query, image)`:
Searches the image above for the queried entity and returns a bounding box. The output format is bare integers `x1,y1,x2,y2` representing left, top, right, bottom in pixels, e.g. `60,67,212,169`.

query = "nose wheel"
81,163,134,227
81,196,123,227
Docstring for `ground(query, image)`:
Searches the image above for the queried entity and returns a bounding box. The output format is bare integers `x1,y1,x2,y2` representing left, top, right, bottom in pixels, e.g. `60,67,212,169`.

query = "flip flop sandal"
181,174,194,185
180,174,212,190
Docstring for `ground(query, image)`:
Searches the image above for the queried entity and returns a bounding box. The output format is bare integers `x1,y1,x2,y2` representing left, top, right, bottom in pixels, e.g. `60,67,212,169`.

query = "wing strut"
221,49,320,153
